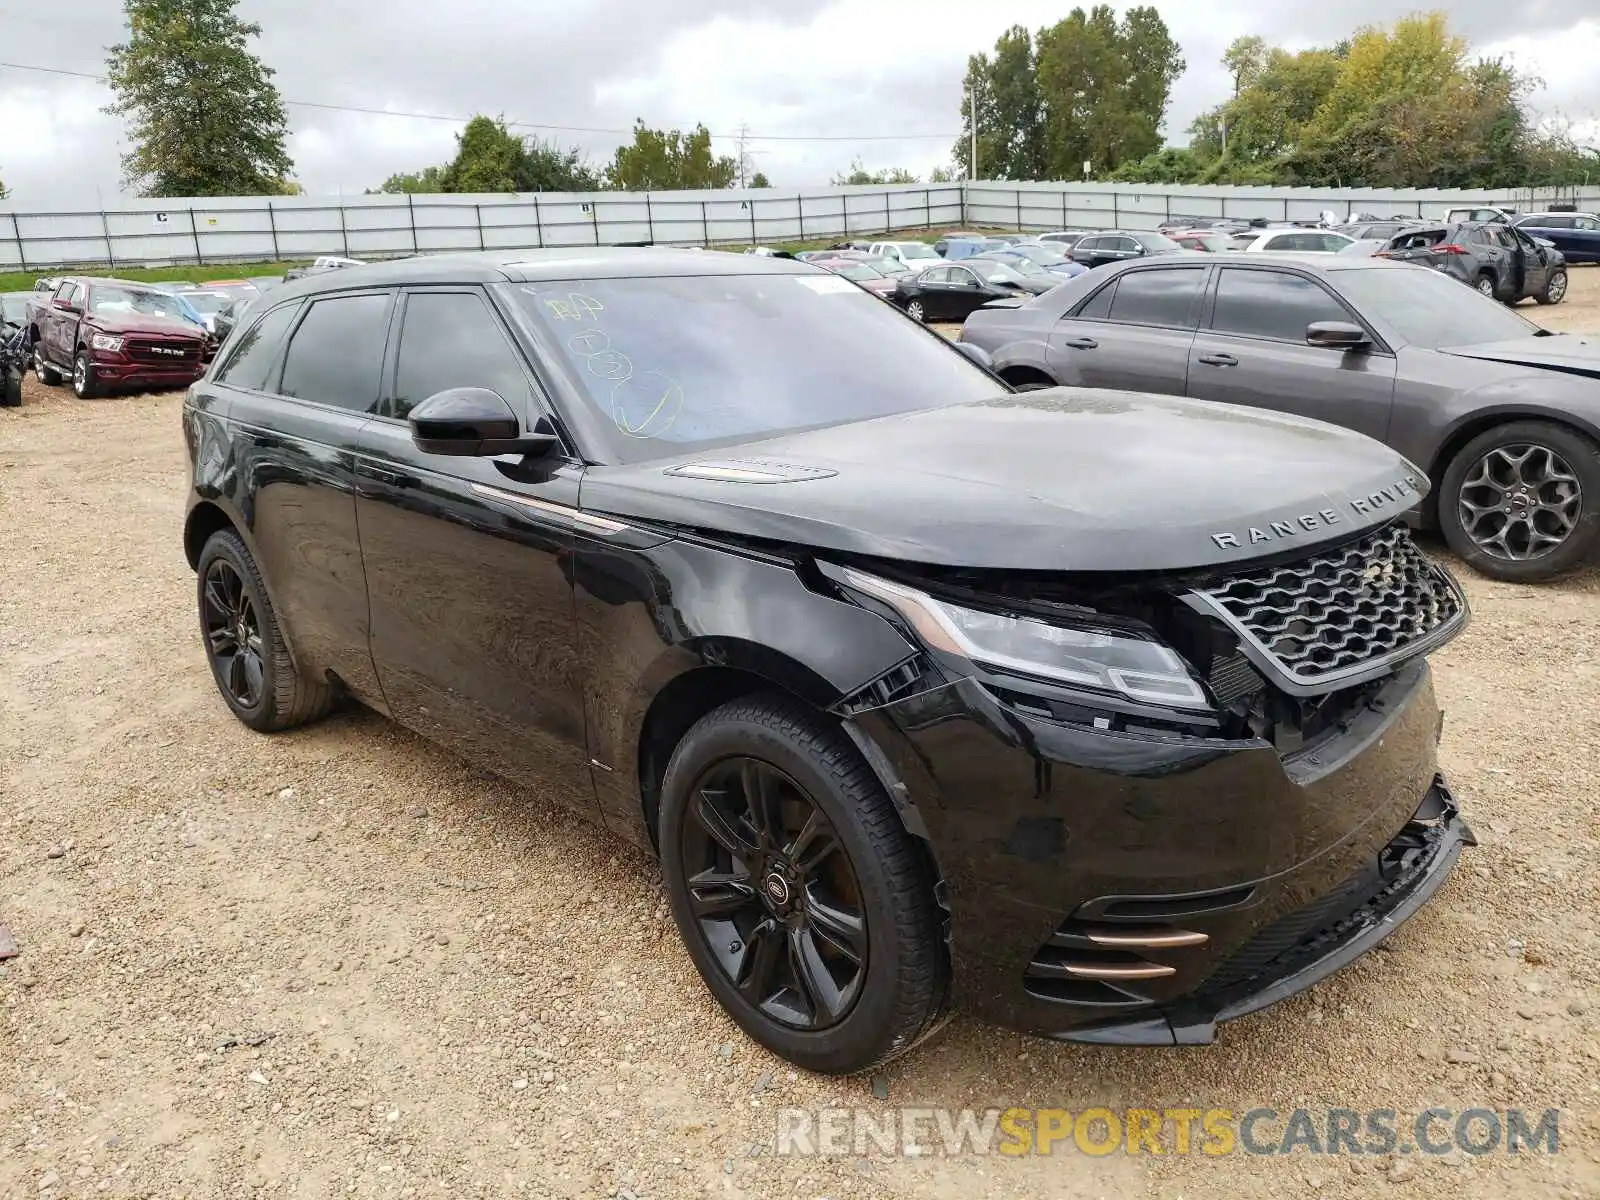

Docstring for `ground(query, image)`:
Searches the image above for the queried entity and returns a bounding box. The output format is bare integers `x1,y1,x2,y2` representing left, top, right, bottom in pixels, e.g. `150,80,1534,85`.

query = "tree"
1222,35,1268,96
104,0,293,197
830,160,919,185
606,121,736,190
953,25,1046,181
377,166,447,194
441,116,525,192
749,171,771,188
930,164,961,183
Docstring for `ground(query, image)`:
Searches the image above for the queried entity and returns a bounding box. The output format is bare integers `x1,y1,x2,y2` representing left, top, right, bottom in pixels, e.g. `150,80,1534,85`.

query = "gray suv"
1378,222,1566,305
958,253,1600,581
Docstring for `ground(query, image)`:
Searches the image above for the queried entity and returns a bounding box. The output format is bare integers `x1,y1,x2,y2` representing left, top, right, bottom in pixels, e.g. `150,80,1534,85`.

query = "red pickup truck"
27,277,211,398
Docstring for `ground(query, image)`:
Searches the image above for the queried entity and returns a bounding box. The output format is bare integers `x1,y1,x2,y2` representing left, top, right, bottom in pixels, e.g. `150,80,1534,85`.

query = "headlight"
91,333,124,352
840,567,1210,711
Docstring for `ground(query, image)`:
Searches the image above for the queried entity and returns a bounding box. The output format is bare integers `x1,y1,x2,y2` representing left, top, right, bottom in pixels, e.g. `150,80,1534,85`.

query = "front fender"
573,537,916,849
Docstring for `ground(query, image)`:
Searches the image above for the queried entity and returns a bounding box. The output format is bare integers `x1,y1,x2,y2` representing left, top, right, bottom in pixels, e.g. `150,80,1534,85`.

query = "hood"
87,312,207,339
1439,333,1600,379
581,387,1429,573
856,278,897,295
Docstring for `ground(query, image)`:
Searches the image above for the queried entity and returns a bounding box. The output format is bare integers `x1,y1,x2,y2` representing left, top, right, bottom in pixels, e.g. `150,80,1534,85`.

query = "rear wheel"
33,347,61,386
1474,273,1497,300
1438,420,1600,582
905,299,925,323
658,695,948,1074
1536,269,1568,306
197,529,335,731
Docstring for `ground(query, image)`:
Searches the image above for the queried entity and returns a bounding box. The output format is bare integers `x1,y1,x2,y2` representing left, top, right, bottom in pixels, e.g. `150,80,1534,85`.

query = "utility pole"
735,123,752,189
968,84,978,182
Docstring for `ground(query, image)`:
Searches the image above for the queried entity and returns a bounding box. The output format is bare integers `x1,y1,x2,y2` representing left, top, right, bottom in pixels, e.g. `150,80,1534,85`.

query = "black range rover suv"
183,249,1473,1074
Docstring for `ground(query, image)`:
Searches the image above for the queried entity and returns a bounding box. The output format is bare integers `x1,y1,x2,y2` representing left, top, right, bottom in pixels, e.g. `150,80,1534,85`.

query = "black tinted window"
393,292,534,420
1106,268,1204,327
1535,216,1573,229
1075,282,1116,320
278,294,390,411
1075,237,1104,254
1211,269,1351,342
215,303,299,391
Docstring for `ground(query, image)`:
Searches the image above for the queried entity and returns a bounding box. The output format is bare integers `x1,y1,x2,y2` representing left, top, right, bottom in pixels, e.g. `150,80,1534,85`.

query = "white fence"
0,186,964,272
3,181,1597,272
964,181,1600,232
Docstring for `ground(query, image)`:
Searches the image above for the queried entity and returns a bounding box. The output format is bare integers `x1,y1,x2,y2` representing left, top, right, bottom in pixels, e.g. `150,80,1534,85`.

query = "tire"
33,347,61,386
905,299,925,323
1474,273,1497,300
658,695,948,1075
71,351,100,399
1536,269,1568,306
1438,420,1600,582
196,529,335,732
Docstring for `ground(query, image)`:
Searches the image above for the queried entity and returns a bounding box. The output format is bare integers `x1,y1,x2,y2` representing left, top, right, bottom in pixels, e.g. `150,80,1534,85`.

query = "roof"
271,246,818,300
1109,251,1415,273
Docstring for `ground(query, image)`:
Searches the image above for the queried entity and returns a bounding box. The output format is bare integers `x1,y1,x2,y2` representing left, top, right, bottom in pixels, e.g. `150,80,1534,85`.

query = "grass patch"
0,261,308,294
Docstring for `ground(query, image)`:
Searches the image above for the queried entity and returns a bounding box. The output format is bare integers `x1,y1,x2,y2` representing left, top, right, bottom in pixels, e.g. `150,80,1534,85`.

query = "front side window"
1106,267,1204,327
505,274,1004,464
1210,269,1354,342
1576,217,1599,231
392,291,535,421
214,303,300,391
277,293,390,412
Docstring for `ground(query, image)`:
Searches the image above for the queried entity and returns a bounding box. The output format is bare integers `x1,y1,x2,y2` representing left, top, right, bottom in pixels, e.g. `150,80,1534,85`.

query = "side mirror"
408,388,560,457
1306,321,1370,350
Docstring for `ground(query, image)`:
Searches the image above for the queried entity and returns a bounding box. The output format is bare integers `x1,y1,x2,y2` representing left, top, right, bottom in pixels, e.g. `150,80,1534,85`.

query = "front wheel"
1536,269,1568,305
904,299,925,323
196,529,335,731
72,351,100,399
1438,420,1600,582
34,347,61,386
659,696,948,1075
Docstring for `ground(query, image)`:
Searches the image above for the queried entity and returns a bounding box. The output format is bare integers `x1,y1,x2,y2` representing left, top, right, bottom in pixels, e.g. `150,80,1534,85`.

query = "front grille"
126,339,201,364
1189,523,1464,693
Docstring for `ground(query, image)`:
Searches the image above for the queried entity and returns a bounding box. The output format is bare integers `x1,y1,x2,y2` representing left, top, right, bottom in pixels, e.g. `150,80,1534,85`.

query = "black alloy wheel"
195,529,335,731
680,755,868,1032
201,557,267,710
659,696,948,1074
1440,420,1600,582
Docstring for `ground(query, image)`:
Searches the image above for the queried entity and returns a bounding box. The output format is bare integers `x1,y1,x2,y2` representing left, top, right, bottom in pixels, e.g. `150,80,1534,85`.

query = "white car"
1239,229,1355,254
866,241,941,272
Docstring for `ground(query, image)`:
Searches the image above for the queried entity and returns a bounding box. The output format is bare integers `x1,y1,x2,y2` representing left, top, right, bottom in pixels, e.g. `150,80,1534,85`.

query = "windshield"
1337,266,1541,350
1009,245,1062,265
990,254,1048,277
179,291,228,314
506,274,1005,464
88,286,189,319
830,263,884,281
897,243,939,259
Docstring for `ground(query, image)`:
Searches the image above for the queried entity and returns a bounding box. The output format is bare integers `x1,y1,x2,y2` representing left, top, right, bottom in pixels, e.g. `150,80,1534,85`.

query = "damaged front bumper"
1055,776,1474,1046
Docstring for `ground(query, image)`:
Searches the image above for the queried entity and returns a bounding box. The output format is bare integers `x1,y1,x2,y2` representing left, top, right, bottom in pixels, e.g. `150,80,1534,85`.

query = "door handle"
1061,337,1098,350
1197,352,1238,367
356,462,419,489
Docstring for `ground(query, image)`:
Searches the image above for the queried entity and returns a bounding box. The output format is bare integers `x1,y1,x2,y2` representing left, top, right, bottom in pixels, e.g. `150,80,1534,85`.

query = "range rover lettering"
184,250,1473,1074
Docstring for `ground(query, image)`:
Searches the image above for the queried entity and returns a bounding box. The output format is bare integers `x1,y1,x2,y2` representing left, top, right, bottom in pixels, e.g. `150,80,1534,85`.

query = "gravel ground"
2,292,1598,1198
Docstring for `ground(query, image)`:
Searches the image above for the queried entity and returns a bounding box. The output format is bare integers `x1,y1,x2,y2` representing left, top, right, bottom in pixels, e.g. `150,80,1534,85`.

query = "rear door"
1046,264,1207,394
216,290,391,704
911,266,956,319
43,281,80,366
1186,265,1396,442
353,286,599,819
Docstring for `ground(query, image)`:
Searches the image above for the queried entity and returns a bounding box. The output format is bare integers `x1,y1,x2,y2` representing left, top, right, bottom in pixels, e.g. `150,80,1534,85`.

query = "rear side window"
392,292,535,421
278,293,391,412
1106,268,1204,327
1210,269,1352,342
214,303,299,391
1075,281,1116,320
1534,216,1573,229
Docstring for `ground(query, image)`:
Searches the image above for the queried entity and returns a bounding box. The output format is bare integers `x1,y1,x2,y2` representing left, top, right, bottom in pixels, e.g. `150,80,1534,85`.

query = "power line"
0,60,961,142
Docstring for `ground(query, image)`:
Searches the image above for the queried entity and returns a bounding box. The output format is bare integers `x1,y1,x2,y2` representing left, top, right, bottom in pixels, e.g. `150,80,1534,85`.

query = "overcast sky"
1,1,1597,205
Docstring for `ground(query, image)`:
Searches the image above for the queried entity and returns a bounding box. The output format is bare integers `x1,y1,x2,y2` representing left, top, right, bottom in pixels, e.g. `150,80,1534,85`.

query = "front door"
1505,226,1551,297
353,287,599,819
1186,266,1397,443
